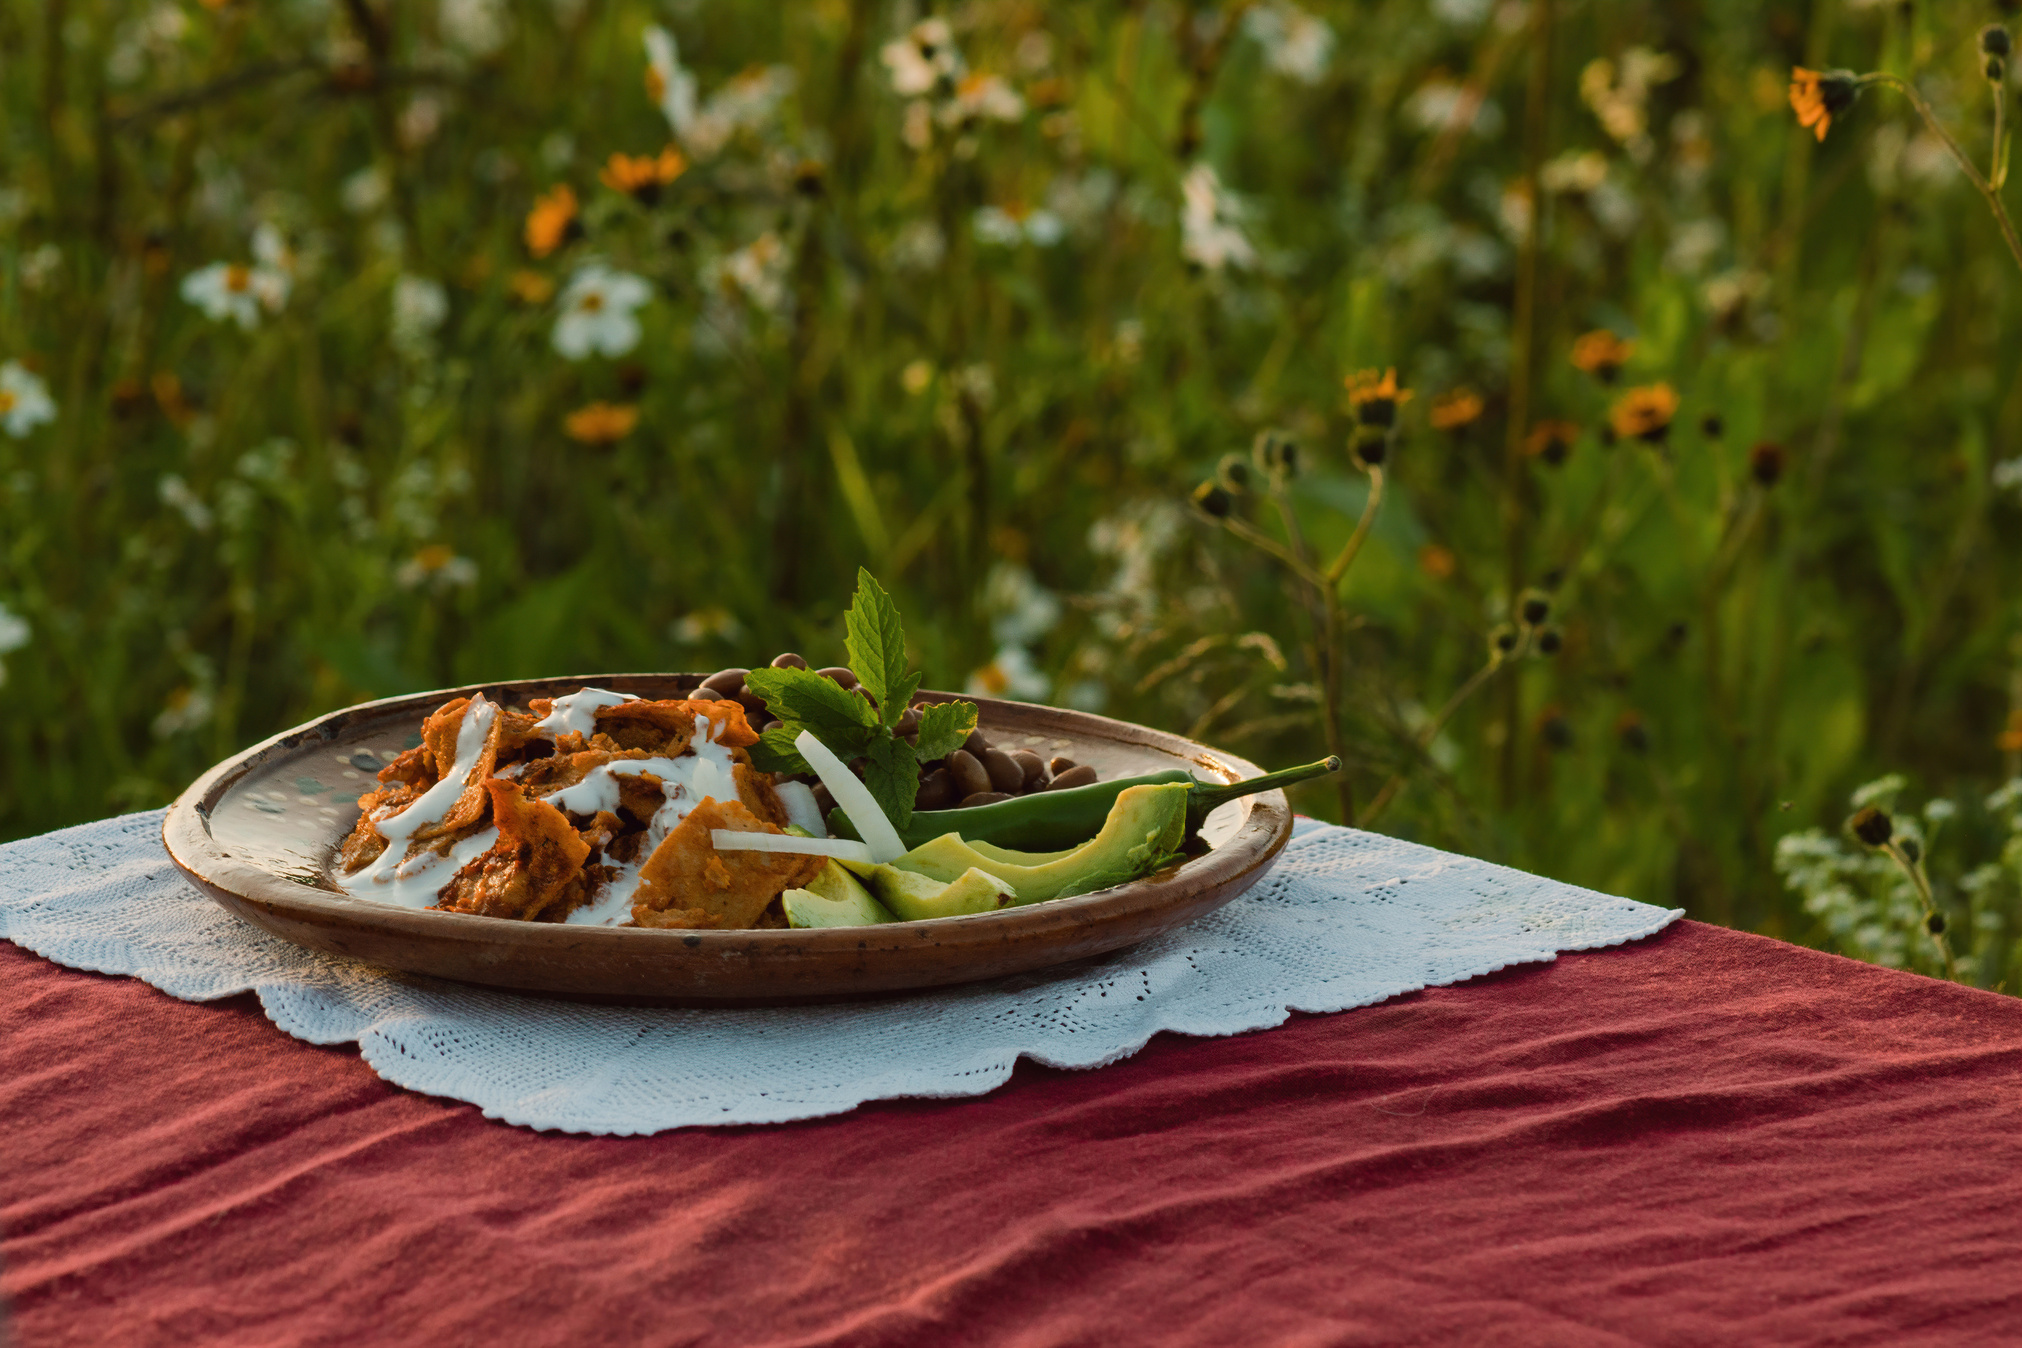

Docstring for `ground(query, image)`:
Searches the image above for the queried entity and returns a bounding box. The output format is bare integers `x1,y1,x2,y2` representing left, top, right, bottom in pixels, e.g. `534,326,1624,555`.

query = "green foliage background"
5,0,2022,982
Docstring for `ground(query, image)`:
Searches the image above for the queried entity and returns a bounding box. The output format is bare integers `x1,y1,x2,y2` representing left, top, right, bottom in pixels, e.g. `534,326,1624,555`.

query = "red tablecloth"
4,919,2020,1346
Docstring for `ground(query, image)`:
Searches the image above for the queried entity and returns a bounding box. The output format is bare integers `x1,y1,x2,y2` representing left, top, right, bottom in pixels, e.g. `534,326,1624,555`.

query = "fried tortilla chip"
412,695,506,844
631,797,822,930
337,783,422,873
733,761,791,828
594,698,760,755
435,779,592,922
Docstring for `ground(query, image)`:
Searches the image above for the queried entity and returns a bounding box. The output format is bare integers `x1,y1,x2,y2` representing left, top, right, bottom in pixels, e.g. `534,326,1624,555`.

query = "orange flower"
599,146,687,203
564,401,639,444
1789,67,1860,143
1609,383,1680,442
1418,543,1458,579
1571,329,1633,380
1344,368,1412,428
1999,709,2022,754
1429,388,1484,431
524,184,579,259
1524,420,1580,466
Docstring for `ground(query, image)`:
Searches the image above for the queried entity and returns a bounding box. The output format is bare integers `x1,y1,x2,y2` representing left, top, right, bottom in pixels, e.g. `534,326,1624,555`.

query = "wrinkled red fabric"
4,920,2021,1347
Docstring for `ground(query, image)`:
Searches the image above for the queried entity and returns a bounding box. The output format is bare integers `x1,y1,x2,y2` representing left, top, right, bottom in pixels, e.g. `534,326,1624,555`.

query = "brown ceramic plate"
161,675,1293,1006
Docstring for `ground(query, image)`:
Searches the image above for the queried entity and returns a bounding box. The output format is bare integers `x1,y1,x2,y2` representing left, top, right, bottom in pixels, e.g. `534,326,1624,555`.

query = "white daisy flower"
881,19,962,97
0,601,28,655
1179,163,1257,272
1243,2,1335,85
0,361,57,438
942,72,1025,125
181,226,293,329
391,274,450,354
552,263,652,359
642,25,794,159
705,232,791,314
972,204,1064,247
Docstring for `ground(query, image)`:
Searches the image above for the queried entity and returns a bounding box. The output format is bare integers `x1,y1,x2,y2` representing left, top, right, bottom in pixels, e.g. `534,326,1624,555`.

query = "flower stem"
1324,465,1384,586
1861,72,2022,274
1361,649,1510,824
1883,839,1959,981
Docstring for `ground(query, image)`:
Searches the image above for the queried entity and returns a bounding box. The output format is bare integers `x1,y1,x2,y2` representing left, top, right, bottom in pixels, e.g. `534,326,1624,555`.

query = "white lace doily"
0,810,1679,1135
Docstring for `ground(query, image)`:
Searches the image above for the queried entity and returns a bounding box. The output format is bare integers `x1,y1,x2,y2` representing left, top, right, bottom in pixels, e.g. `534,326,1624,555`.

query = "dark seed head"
1354,429,1389,466
1215,453,1252,494
1818,69,1862,116
1927,911,1947,936
1701,414,1724,439
1849,806,1894,847
1982,24,2012,58
1985,55,2006,83
1538,705,1573,749
1749,441,1785,487
1534,625,1564,656
1192,481,1233,517
1615,711,1649,753
1519,589,1551,626
1490,623,1520,657
1899,836,1922,865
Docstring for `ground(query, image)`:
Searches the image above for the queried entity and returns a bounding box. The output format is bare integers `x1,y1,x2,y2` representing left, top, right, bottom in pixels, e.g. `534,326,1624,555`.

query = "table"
4,920,2019,1345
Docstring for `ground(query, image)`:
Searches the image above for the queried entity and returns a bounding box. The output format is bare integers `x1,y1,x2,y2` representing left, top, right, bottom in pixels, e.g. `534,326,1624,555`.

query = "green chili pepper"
827,756,1342,853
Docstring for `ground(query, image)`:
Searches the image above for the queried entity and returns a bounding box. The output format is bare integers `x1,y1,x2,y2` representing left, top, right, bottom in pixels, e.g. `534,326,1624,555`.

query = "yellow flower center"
580,293,604,313
0,391,14,414
225,264,252,293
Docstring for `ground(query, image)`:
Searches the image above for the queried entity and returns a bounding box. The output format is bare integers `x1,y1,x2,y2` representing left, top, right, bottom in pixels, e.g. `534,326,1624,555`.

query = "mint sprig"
743,568,979,828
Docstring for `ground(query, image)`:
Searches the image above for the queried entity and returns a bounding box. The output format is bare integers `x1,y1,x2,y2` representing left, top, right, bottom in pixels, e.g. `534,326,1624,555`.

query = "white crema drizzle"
531,687,639,740
337,693,500,907
565,715,741,926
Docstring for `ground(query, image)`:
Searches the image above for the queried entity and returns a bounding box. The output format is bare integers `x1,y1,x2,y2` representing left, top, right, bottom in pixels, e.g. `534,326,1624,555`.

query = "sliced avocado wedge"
892,782,1190,905
862,864,1016,921
783,861,897,928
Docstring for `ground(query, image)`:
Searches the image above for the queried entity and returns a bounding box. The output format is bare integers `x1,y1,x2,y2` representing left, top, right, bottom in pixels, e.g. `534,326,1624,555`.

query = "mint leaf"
744,666,879,740
747,725,813,775
913,699,978,762
860,734,918,829
844,568,913,730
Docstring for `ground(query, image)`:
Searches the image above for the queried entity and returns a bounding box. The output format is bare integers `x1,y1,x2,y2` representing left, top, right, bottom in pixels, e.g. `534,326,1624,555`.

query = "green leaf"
845,568,913,729
744,666,879,740
860,734,919,829
747,725,813,775
913,699,979,762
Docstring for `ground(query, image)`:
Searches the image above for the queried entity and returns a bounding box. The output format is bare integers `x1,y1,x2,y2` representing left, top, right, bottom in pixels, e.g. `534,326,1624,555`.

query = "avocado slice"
858,864,1016,921
891,782,1191,905
782,861,898,928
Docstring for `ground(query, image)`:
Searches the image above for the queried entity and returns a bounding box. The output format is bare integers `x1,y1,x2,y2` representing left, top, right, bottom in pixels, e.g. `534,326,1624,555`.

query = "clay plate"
162,675,1293,1006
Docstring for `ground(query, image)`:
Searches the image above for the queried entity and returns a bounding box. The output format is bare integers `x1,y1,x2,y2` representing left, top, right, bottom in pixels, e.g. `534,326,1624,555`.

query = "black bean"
964,729,991,757
915,768,956,811
1047,756,1078,775
701,668,747,694
1047,764,1098,791
818,666,858,689
981,748,1024,794
771,652,808,669
811,783,835,815
947,749,992,799
688,686,724,702
1010,750,1048,791
759,718,781,733
735,691,767,718
958,791,1014,808
896,707,921,735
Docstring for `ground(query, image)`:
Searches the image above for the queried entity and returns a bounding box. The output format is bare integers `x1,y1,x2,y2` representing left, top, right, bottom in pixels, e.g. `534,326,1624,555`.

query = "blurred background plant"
6,0,2022,988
